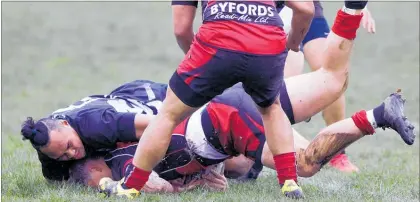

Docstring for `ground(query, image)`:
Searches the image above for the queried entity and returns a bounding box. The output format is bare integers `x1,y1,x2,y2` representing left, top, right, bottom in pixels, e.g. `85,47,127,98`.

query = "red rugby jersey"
172,0,287,54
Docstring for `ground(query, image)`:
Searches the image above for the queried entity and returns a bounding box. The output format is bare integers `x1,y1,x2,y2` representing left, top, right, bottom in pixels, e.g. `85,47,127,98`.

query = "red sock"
122,163,152,191
274,152,297,185
331,10,363,40
351,110,375,135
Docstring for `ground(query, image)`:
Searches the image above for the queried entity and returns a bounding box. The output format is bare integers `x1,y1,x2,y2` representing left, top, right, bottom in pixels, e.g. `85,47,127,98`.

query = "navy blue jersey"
105,135,193,181
50,80,167,151
39,80,168,181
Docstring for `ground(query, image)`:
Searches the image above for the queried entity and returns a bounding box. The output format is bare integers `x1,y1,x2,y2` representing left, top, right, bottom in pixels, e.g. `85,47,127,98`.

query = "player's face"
40,120,86,161
86,159,113,187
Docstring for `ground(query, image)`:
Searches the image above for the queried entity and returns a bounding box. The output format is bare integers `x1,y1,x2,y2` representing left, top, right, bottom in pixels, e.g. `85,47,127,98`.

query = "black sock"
373,103,386,127
345,1,368,10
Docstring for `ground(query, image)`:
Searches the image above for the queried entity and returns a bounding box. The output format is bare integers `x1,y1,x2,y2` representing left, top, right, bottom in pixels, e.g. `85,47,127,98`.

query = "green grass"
2,2,419,202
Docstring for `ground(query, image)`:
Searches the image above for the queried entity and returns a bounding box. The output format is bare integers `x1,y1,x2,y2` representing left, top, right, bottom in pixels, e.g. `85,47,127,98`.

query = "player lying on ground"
77,90,414,198
279,0,376,173
69,152,228,194
21,80,169,181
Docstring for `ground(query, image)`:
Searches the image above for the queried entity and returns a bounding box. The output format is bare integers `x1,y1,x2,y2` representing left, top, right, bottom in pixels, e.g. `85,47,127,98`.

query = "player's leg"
288,3,368,173
302,16,347,128
113,40,239,194
115,83,198,194
262,92,416,177
297,92,416,177
284,50,305,78
284,3,369,124
260,0,371,177
244,49,304,199
302,7,357,172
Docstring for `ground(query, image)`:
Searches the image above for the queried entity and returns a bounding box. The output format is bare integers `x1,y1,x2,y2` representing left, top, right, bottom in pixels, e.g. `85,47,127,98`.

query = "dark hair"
68,156,103,185
68,158,91,185
20,116,61,150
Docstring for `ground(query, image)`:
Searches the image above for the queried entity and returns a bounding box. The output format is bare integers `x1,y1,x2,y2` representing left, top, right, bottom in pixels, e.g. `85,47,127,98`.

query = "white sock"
366,110,378,129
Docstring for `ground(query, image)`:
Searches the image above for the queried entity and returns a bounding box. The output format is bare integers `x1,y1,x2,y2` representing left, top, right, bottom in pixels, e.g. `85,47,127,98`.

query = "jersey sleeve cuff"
171,1,198,7
117,113,138,142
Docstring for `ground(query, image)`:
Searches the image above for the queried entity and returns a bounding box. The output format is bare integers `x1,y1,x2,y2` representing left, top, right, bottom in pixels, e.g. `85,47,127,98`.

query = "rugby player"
77,88,414,198
21,80,168,181
69,153,228,194
125,0,315,198
279,1,376,173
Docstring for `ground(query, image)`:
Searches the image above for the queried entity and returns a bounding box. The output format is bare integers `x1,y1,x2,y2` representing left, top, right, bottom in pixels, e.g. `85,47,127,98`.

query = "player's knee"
326,69,349,98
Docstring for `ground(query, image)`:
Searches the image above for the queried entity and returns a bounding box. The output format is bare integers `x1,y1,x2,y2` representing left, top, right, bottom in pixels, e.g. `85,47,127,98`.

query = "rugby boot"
381,92,416,145
329,153,360,173
98,177,140,199
281,179,305,199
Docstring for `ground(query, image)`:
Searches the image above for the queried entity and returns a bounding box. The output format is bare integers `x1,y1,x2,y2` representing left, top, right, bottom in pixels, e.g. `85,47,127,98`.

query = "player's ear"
60,120,70,126
90,165,103,172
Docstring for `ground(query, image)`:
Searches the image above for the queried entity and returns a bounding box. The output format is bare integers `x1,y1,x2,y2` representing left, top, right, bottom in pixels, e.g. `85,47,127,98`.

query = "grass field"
2,2,419,202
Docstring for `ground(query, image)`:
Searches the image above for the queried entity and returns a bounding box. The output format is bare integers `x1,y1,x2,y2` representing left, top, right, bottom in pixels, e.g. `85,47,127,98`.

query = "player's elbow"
173,26,192,40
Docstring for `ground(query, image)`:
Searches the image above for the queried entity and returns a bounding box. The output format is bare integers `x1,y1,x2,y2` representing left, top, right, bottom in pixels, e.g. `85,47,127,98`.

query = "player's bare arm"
286,0,315,52
134,114,154,139
172,5,196,54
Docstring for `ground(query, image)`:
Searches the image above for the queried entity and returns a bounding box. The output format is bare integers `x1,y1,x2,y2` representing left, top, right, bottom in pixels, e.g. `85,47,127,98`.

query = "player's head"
20,116,86,161
69,157,112,187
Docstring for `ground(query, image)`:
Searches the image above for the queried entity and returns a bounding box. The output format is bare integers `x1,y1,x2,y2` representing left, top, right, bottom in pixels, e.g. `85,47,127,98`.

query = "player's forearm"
288,4,314,49
175,32,194,54
172,5,196,54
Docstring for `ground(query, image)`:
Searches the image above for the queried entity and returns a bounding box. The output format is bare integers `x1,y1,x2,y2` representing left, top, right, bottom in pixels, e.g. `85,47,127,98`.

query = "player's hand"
361,8,376,34
98,177,140,199
171,177,203,192
286,37,301,52
142,172,174,193
202,169,229,191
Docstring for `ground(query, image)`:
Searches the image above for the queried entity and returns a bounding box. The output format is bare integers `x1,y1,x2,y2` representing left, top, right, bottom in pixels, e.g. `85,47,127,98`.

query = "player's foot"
381,92,416,145
98,177,140,199
329,153,359,173
280,179,305,199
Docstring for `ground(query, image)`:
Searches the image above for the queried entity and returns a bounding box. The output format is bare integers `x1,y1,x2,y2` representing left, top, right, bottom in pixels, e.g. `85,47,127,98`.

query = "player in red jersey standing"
105,0,315,199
